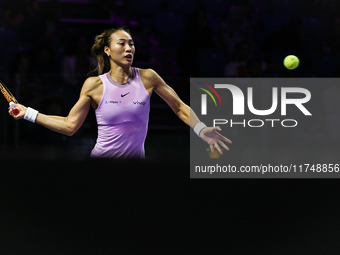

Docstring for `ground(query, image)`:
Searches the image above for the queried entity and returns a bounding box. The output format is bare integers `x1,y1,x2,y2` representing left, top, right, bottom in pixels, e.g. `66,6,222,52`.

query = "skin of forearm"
35,114,75,136
176,103,200,128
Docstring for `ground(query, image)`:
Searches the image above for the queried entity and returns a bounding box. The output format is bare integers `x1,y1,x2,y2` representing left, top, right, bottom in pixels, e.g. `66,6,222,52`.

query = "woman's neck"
109,67,132,83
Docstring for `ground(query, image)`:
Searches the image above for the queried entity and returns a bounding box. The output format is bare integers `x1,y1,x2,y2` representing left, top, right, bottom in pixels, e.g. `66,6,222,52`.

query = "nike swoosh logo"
121,92,130,97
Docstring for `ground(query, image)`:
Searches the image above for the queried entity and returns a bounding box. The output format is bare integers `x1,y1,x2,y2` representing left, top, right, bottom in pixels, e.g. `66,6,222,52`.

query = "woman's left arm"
142,69,232,154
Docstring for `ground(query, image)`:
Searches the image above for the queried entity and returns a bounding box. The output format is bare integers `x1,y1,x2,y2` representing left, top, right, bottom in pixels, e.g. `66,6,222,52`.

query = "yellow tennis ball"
284,55,299,70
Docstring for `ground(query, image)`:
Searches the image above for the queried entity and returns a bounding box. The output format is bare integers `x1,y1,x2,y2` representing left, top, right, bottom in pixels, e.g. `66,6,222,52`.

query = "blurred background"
1,1,340,254
1,0,340,160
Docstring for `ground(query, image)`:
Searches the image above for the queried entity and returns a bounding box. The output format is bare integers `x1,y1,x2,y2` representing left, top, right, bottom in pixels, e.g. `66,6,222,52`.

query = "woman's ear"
104,46,110,56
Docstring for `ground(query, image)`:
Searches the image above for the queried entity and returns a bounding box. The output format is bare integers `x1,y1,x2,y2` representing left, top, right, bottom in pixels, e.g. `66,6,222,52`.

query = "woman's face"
105,30,135,66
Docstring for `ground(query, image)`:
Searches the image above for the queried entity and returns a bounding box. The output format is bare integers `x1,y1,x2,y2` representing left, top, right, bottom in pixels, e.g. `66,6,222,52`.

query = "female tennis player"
8,27,232,158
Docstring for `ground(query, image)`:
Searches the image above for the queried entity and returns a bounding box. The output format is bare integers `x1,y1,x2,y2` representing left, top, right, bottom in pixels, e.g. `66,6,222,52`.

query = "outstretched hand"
199,126,232,155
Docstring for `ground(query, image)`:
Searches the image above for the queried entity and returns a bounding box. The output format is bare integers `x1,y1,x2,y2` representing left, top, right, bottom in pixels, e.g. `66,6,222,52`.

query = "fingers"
218,140,230,151
8,105,14,116
8,109,16,117
8,103,15,110
210,144,214,154
214,128,232,144
210,143,223,155
205,126,232,154
8,104,21,118
215,132,232,144
214,143,223,155
217,133,233,144
222,137,232,144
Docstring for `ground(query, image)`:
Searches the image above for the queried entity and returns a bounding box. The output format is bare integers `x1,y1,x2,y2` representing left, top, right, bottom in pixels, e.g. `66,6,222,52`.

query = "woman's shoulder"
84,76,103,87
139,68,161,88
139,68,157,78
139,68,163,84
81,76,103,94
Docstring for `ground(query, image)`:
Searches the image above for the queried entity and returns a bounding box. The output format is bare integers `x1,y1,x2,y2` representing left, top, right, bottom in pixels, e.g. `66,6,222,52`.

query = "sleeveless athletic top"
90,67,150,158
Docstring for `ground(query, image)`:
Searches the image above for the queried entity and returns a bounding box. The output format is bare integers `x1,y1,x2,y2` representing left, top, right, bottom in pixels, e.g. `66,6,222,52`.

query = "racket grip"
9,101,20,115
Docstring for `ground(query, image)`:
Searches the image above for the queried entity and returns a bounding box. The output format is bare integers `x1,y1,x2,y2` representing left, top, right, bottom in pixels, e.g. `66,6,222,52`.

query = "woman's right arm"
9,77,100,136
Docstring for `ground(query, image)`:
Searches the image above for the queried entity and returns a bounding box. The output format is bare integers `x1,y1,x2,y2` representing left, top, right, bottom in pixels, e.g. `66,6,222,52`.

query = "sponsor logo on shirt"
105,100,122,104
133,101,146,105
121,92,130,97
105,100,145,105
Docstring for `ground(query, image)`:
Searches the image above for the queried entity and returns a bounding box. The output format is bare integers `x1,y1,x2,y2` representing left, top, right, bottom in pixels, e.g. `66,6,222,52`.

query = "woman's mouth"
125,54,132,60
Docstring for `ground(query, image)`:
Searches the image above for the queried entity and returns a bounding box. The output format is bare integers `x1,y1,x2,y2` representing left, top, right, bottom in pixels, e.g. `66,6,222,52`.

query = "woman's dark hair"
91,27,131,75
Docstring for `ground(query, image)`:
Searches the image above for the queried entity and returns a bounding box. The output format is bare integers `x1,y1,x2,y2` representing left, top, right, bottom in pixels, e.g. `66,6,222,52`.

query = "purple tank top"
90,67,150,158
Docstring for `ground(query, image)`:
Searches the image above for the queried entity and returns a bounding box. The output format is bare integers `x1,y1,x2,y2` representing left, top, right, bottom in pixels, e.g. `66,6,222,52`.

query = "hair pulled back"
91,27,131,75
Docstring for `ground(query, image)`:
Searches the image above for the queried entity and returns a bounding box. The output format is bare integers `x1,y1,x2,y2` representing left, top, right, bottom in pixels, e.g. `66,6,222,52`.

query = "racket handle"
9,101,20,116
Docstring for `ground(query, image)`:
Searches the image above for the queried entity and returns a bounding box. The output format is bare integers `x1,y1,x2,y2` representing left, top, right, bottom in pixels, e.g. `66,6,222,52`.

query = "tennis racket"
0,80,20,115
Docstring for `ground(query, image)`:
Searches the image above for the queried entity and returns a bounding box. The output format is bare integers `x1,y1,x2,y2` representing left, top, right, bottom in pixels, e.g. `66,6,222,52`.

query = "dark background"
1,0,340,254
